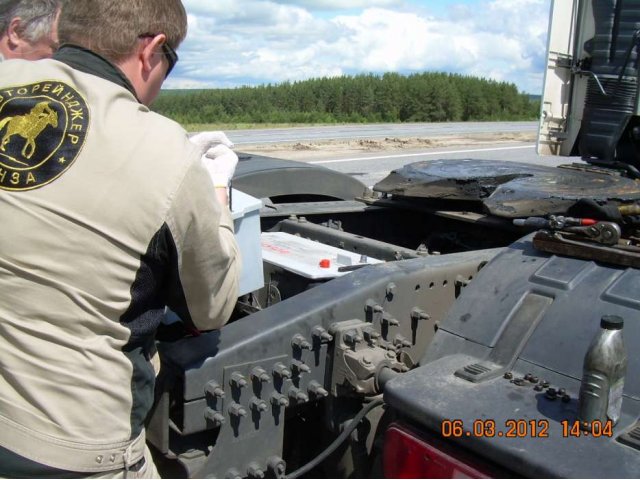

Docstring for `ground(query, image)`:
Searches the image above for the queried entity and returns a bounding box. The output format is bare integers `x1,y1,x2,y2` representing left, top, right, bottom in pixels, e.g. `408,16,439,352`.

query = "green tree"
152,72,537,125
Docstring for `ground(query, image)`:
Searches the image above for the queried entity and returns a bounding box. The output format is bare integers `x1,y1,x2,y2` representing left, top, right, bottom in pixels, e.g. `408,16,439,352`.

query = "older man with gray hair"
0,0,60,60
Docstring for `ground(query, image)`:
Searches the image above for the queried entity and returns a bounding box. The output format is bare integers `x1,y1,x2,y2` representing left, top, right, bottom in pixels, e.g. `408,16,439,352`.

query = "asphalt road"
227,121,537,145
227,122,582,187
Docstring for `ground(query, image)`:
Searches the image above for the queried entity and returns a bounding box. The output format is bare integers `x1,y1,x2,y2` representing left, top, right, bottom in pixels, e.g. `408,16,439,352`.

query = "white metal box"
231,188,264,296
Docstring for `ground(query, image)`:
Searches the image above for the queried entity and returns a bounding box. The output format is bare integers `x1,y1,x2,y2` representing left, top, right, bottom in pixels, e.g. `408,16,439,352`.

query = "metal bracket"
329,320,405,396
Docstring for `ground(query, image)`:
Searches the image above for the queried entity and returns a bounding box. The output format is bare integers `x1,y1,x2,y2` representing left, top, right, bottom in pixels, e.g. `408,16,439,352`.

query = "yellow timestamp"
441,419,549,438
560,419,613,438
441,419,614,438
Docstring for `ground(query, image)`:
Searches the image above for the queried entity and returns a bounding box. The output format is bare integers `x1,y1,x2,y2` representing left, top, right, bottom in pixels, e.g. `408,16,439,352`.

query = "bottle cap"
601,315,624,330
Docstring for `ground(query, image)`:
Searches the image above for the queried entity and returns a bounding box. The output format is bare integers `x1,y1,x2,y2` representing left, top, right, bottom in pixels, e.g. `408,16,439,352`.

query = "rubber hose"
285,398,385,478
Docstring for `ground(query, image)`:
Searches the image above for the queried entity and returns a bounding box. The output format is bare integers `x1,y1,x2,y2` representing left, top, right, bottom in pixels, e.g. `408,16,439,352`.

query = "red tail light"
383,423,492,478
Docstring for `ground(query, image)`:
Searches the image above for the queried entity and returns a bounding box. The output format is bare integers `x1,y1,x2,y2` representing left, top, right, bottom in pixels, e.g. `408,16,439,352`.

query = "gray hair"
0,0,60,42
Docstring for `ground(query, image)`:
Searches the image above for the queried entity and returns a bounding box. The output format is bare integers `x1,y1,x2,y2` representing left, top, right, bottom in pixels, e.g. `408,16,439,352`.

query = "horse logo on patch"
0,81,89,191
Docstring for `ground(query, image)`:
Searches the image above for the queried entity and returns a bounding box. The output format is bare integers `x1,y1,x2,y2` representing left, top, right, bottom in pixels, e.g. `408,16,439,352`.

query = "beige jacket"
0,51,239,472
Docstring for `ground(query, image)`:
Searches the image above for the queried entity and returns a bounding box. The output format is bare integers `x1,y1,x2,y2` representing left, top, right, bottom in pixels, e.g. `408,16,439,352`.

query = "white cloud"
277,0,402,10
168,0,551,93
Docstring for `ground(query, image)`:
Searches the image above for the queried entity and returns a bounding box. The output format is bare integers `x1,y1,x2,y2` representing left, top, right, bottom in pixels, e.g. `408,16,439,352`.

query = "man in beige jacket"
0,0,240,477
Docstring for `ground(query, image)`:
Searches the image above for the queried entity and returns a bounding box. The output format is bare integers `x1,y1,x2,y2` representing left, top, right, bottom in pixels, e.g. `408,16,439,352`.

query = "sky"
169,0,552,94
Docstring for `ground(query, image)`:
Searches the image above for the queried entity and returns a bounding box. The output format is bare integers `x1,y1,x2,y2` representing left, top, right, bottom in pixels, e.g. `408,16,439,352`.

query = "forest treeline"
151,72,539,125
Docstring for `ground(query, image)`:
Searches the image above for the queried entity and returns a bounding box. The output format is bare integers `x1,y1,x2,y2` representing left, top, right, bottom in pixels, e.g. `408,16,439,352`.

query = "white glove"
189,131,234,154
189,131,238,188
201,144,238,188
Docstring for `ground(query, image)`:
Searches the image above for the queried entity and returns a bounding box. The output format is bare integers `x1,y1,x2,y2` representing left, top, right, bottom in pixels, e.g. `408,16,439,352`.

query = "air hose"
285,398,385,479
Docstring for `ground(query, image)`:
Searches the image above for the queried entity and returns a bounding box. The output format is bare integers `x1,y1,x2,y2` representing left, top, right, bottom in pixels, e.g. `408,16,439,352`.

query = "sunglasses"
161,42,178,77
139,34,179,77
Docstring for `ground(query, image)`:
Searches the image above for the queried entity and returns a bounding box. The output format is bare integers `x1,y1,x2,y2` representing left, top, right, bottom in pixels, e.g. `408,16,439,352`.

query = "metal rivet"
292,334,312,350
230,372,248,389
250,397,268,413
228,403,247,418
273,363,292,380
251,367,271,384
247,463,265,479
205,381,225,399
386,283,397,298
267,457,287,478
204,407,226,426
270,393,289,407
411,308,430,321
382,314,399,326
308,381,329,398
288,387,309,403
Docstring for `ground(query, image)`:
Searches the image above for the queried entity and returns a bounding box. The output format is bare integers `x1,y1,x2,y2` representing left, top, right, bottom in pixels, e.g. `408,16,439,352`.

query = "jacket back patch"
0,81,89,191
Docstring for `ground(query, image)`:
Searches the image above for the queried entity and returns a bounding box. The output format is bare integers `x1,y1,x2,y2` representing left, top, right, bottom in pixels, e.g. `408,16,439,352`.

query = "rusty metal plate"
373,159,640,218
